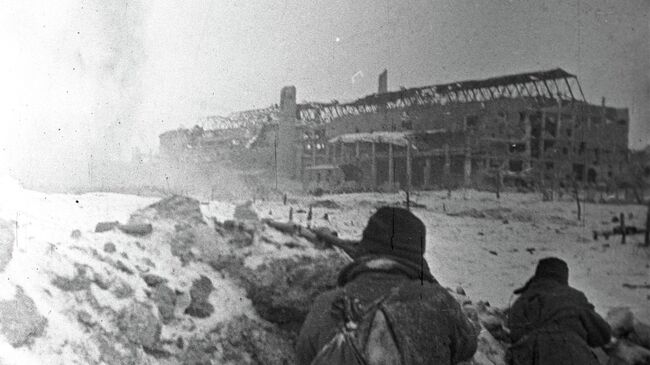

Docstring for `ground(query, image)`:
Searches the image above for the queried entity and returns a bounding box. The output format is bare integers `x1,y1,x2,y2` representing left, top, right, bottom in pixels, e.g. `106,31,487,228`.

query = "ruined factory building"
295,68,629,193
159,68,630,195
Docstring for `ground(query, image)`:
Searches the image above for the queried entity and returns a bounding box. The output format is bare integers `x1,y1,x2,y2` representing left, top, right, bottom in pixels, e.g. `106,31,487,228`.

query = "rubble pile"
606,307,650,364
1,191,648,365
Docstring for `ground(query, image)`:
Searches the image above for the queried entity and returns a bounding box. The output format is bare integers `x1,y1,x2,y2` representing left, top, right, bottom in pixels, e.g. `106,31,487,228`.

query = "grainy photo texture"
0,1,649,364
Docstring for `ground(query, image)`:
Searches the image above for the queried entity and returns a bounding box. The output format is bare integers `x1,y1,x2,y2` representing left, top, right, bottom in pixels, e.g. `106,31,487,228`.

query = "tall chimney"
278,86,298,177
378,69,388,94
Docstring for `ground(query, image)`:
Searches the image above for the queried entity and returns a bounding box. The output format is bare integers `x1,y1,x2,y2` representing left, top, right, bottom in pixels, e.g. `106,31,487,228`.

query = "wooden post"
406,142,412,191
423,158,431,187
463,143,472,187
388,143,394,188
443,144,451,196
311,143,317,167
573,180,581,221
406,191,410,211
620,213,626,244
524,113,532,170
371,142,377,189
643,203,650,247
496,169,501,199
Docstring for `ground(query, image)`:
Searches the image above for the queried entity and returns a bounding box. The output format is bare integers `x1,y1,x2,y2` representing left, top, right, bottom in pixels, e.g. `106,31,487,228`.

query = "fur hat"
514,257,569,294
357,207,426,267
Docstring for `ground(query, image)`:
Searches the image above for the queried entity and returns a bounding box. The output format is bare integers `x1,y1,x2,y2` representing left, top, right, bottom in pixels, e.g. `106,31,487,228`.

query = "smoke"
79,0,148,162
0,0,151,189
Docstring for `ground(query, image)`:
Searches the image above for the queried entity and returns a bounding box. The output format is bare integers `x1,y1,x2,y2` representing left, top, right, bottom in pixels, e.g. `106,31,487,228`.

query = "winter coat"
296,256,478,365
507,278,612,365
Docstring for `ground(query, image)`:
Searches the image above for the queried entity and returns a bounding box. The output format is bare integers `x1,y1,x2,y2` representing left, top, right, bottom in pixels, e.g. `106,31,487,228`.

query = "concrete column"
325,144,330,163
388,143,394,187
524,112,532,169
355,141,360,158
539,111,546,159
556,99,562,137
423,158,431,187
443,144,451,177
406,143,412,191
311,143,316,167
371,142,377,188
464,145,472,187
332,143,337,164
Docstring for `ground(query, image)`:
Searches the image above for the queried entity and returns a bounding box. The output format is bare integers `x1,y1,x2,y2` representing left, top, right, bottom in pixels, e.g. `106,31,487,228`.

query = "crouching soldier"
296,207,478,365
507,257,612,365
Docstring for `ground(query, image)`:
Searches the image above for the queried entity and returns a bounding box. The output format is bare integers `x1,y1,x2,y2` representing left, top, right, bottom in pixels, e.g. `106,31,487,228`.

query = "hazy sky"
0,0,648,172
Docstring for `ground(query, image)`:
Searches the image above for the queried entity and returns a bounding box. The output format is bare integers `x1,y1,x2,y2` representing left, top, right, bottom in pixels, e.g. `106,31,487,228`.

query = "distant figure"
296,207,478,364
507,257,612,365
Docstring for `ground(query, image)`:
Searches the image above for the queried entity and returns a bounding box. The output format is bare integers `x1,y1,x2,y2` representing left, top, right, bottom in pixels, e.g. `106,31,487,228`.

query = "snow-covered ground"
251,190,650,323
0,177,258,364
0,175,648,363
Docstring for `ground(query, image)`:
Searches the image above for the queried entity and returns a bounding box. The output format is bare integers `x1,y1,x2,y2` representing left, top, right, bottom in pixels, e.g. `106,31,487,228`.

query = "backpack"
310,286,403,365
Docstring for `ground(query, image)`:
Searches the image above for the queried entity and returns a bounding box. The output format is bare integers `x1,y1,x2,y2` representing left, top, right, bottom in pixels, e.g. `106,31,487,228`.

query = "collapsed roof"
298,68,586,123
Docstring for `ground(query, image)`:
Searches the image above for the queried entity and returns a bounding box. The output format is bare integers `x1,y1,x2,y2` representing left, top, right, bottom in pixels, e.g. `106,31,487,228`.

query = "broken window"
617,119,627,126
509,143,526,154
498,122,505,135
545,116,557,137
566,128,572,138
401,120,413,130
578,142,586,155
497,110,507,120
561,113,573,122
509,160,523,172
573,164,585,181
576,114,587,127
543,140,555,152
546,162,554,170
531,139,540,158
562,147,568,155
587,168,597,183
590,116,602,125
465,115,480,129
519,111,527,123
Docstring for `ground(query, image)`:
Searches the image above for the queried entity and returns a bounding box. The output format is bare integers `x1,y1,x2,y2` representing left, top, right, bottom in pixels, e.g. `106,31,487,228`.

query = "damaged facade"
159,68,631,194
291,68,630,193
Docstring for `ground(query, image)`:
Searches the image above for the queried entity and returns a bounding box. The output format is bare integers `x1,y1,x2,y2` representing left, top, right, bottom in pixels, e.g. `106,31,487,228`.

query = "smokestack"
378,69,388,94
278,86,298,178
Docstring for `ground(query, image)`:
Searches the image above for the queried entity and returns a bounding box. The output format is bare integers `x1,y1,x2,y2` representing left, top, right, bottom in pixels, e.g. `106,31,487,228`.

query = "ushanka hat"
514,257,569,294
357,206,426,267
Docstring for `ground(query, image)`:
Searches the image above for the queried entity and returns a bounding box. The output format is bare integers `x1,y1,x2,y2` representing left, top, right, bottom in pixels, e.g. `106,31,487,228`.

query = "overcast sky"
0,0,648,172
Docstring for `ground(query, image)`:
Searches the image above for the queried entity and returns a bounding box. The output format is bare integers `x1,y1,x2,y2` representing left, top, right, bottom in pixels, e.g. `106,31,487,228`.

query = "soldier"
296,207,478,364
508,257,612,364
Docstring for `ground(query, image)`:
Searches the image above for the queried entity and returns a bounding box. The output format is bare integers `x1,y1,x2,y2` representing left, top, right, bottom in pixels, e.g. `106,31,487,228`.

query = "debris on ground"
1,186,649,365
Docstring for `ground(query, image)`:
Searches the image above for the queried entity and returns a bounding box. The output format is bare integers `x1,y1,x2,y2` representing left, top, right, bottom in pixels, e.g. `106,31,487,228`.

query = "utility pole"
620,213,626,244
643,202,650,247
274,134,278,190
